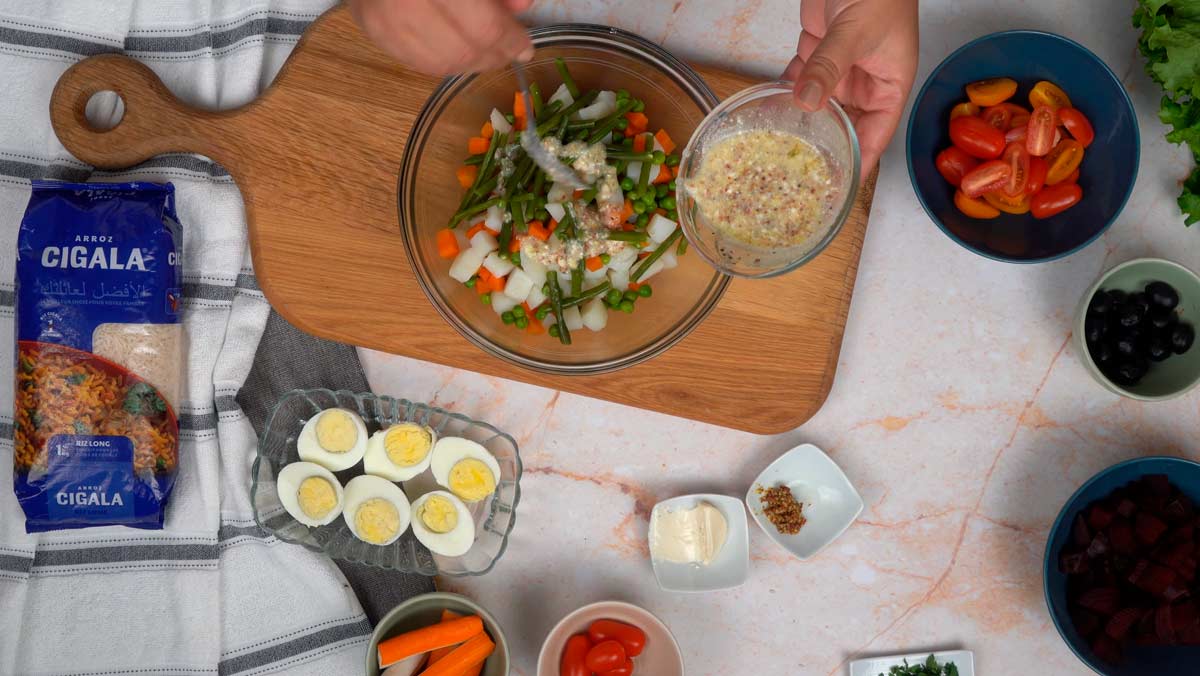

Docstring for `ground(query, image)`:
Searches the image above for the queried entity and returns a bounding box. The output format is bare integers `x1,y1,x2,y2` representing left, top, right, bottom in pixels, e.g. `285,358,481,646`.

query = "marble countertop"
362,1,1200,674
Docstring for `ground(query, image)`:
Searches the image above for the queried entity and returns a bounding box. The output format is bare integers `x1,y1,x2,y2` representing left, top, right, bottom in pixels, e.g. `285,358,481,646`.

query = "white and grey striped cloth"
0,2,396,674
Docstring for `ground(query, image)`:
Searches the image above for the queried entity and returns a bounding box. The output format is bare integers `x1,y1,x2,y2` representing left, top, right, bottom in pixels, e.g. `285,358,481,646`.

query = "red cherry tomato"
1003,143,1031,196
960,160,1011,198
1005,123,1028,144
1025,105,1058,157
1030,182,1083,219
1063,168,1080,184
1026,157,1048,195
981,105,1012,130
1008,114,1030,131
997,102,1030,118
935,146,980,187
561,634,592,676
585,640,627,673
949,115,1006,159
588,620,647,658
599,659,635,676
1057,108,1095,148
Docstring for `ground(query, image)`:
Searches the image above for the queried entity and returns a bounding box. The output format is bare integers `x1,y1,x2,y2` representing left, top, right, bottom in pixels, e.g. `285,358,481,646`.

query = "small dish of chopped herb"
849,650,974,676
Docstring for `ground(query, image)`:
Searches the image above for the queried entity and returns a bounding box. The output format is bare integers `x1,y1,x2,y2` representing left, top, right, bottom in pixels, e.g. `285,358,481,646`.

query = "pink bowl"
536,601,684,676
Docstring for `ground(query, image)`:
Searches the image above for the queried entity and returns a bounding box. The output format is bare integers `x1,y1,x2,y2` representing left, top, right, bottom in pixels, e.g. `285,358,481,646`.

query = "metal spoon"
513,61,588,190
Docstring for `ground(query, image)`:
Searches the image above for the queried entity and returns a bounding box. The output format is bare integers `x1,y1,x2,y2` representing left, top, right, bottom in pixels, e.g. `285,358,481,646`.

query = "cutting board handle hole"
83,90,125,132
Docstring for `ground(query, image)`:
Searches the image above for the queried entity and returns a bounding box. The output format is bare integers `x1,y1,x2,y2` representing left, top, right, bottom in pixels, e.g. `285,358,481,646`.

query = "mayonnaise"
650,501,728,566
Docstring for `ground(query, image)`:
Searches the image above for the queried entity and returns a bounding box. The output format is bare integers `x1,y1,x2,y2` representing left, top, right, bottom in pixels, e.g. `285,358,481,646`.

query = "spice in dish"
758,484,807,535
687,129,834,249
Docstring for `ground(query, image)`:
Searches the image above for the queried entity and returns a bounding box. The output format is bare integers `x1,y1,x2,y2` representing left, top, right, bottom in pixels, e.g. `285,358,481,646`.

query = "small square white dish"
648,494,749,592
745,443,863,560
849,649,974,676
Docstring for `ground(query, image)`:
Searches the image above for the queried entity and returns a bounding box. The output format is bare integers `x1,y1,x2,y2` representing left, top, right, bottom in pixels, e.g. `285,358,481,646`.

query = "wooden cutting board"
48,5,875,434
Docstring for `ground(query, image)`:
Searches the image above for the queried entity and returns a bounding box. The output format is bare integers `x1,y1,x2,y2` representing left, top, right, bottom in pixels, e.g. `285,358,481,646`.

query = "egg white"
297,408,368,472
429,437,502,503
363,423,436,482
342,474,411,546
410,490,476,557
276,461,344,527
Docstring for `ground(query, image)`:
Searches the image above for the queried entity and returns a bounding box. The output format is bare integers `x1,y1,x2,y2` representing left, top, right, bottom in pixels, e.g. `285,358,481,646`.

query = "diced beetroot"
1061,551,1089,574
1164,584,1189,602
1166,524,1194,546
1108,519,1137,555
1136,512,1169,545
1090,504,1116,530
1172,601,1198,631
1131,562,1178,598
1145,474,1171,497
1091,634,1123,664
1073,513,1093,548
1164,496,1195,523
1105,607,1144,640
1087,532,1111,558
1072,608,1101,638
1077,587,1121,616
1181,618,1200,645
1116,498,1138,517
1156,605,1178,645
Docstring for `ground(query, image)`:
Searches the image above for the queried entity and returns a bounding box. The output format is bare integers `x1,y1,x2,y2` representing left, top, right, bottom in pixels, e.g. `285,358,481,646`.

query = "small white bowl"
849,649,974,676
536,601,683,676
745,443,863,560
648,494,749,593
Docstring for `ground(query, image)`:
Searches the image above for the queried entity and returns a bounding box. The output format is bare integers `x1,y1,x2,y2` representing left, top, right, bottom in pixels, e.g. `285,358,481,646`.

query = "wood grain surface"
48,5,876,434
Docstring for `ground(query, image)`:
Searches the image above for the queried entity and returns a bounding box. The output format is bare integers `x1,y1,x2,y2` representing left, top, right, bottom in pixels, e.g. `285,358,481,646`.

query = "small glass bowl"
250,389,521,576
676,82,861,278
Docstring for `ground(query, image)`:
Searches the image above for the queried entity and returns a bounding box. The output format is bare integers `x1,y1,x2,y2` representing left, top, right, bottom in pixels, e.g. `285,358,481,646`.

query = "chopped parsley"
123,382,167,417
879,655,959,676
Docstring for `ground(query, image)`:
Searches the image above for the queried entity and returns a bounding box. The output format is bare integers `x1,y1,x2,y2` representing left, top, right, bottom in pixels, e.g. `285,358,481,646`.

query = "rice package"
14,181,183,532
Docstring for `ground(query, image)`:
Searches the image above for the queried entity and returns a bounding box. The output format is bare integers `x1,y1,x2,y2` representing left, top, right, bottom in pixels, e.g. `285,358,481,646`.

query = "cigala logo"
56,490,124,507
40,246,147,271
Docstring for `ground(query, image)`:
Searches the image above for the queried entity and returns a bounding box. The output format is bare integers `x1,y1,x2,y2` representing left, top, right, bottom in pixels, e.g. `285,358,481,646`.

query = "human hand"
783,0,919,173
350,0,535,76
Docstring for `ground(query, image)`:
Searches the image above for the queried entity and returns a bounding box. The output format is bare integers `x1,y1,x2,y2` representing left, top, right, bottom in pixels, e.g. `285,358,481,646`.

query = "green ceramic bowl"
1074,258,1200,400
366,592,509,676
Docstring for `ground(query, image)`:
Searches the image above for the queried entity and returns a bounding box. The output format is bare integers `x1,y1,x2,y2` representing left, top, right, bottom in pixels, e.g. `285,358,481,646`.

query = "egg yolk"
297,476,338,519
354,498,400,544
448,459,496,502
418,495,459,534
315,410,358,453
385,425,432,467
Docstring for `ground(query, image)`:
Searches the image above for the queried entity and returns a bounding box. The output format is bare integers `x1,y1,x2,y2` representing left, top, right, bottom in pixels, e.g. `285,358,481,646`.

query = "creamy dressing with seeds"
687,129,834,249
521,201,625,273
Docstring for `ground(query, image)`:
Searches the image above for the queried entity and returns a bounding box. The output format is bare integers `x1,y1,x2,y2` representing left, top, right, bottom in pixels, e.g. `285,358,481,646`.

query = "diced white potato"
601,181,623,208
558,274,573,295
484,205,504,232
491,293,518,314
483,252,514,278
449,246,488,283
502,267,534,301
624,161,661,183
548,83,573,109
647,214,677,243
636,259,665,282
563,305,584,331
520,253,547,284
652,135,665,153
584,262,608,281
545,202,566,222
525,283,547,309
660,249,678,269
576,90,617,120
547,182,571,204
453,228,471,252
581,298,608,331
608,268,630,291
470,230,498,251
490,108,512,134
607,246,638,273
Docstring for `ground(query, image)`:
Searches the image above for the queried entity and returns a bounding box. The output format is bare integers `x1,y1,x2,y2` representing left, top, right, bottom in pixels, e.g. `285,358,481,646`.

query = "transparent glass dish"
250,389,521,576
400,24,729,375
676,82,861,278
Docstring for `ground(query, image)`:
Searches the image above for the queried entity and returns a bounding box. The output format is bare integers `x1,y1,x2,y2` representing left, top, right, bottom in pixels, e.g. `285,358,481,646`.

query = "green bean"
537,90,598,135
450,197,503,227
556,116,570,142
561,280,612,308
505,113,515,124
554,57,581,98
676,236,688,256
567,120,596,130
579,188,597,203
472,175,499,197
464,154,485,166
517,157,538,189
607,231,648,243
562,203,578,240
498,216,513,253
531,170,545,198
547,271,571,345
632,227,682,281
587,101,637,144
514,199,527,231
616,159,628,175
605,149,655,163
543,99,563,117
571,262,583,296
510,193,535,203
637,157,652,194
453,130,503,219
530,82,544,118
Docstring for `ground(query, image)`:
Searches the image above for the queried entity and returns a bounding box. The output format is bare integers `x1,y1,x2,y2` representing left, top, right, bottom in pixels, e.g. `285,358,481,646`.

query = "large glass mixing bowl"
400,25,728,375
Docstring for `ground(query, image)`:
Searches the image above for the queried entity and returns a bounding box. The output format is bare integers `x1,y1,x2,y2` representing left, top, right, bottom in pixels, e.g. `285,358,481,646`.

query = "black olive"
1129,292,1151,317
1117,303,1143,328
1105,289,1127,308
1114,332,1140,357
1084,314,1108,343
1146,280,1180,310
1111,357,1149,387
1146,336,1173,362
1171,322,1195,355
1087,292,1111,317
1148,307,1176,330
1089,340,1115,366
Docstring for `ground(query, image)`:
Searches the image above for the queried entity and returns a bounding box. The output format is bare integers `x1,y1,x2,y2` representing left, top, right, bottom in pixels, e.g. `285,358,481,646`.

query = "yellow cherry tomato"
965,78,1018,107
1045,139,1085,185
1029,81,1072,110
950,102,981,120
983,191,1032,215
955,189,1001,219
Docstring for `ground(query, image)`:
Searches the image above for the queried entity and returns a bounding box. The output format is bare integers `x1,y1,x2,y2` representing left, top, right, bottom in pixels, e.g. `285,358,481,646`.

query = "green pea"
620,177,635,192
605,289,623,305
622,290,638,303
536,208,550,221
600,253,611,264
611,131,623,143
614,117,629,131
640,197,656,211
505,113,515,124
549,324,561,338
622,137,634,149
660,196,677,210
481,293,492,305
656,184,669,198
536,306,550,320
631,100,645,113
616,88,630,100
632,201,647,215
515,316,529,329
652,150,666,165
667,208,678,221
619,299,635,313
636,213,650,228
666,154,680,167
464,276,477,288
638,284,653,297
512,305,525,318
501,311,515,325
668,179,677,191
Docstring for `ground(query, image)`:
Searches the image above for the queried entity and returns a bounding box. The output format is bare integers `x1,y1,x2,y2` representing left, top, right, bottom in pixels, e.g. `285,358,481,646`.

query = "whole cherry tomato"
1008,114,1030,131
599,659,635,676
1057,107,1095,148
954,190,1000,219
949,102,980,120
981,105,1011,130
1025,105,1058,157
1063,168,1080,184
1029,80,1072,110
960,160,1012,198
1030,182,1083,219
950,115,1006,159
935,146,980,187
997,102,1030,118
588,619,647,658
1026,157,1048,195
966,78,1018,107
1045,139,1084,185
561,634,592,676
1003,143,1031,196
983,190,1032,215
585,640,627,673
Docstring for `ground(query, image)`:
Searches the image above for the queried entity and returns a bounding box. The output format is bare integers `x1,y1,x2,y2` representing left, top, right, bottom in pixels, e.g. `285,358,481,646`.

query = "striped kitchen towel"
0,1,428,673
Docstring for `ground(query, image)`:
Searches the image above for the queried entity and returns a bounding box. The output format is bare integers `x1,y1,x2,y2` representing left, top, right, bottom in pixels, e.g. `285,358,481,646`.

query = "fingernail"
797,81,823,111
518,46,534,63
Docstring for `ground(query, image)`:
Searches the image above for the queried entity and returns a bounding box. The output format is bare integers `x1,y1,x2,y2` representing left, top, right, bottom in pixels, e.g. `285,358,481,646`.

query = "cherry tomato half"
981,105,1011,130
935,146,980,187
1005,124,1028,144
998,102,1030,118
954,190,1000,219
1058,107,1095,148
1045,139,1084,185
598,659,635,676
960,159,1012,198
1029,81,1072,110
966,78,1018,107
585,640,627,673
949,102,980,120
1025,105,1058,157
561,634,593,676
950,115,1006,159
1009,114,1030,131
984,190,1032,215
1063,168,1080,184
1030,182,1083,219
1026,157,1048,195
1003,143,1031,196
588,620,647,658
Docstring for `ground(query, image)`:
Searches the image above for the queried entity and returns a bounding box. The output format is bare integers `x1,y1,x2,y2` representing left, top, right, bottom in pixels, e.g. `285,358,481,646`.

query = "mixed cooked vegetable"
877,655,959,676
437,58,687,345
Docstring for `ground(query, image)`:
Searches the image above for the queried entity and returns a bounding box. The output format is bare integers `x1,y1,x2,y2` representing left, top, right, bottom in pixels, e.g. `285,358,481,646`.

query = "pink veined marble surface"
360,1,1200,674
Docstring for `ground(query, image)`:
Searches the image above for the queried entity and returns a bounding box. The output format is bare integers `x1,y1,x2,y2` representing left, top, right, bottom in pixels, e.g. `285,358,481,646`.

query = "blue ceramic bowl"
1044,456,1200,675
907,31,1139,263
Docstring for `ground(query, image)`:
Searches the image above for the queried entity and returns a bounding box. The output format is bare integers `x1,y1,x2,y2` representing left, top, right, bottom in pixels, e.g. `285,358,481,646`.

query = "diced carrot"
585,256,603,272
466,222,486,239
652,164,672,185
632,135,647,153
477,267,494,283
436,229,460,259
378,616,484,669
573,189,585,199
481,121,494,138
475,281,490,296
513,115,526,131
415,631,494,676
526,319,545,335
456,165,478,189
527,220,551,241
490,275,506,293
508,237,521,253
625,111,649,133
655,208,667,217
427,611,463,666
637,252,651,259
467,137,490,155
513,92,526,119
622,223,636,232
548,218,559,232
521,302,535,315
654,129,676,154
619,198,634,223
627,280,643,292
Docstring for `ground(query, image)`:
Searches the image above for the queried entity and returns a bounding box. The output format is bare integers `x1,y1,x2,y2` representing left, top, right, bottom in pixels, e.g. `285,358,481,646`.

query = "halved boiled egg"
411,490,475,557
342,474,411,546
297,408,368,472
430,437,501,503
363,423,436,482
277,461,344,527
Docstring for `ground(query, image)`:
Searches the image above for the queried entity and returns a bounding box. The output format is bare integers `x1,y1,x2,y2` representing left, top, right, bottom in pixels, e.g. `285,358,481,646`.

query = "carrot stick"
436,229,460,259
513,92,526,119
467,137,490,155
654,128,676,154
456,165,478,189
480,121,494,138
632,135,647,153
417,632,494,676
526,319,545,335
378,616,483,668
618,198,634,223
527,220,550,241
427,611,462,666
652,164,672,185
